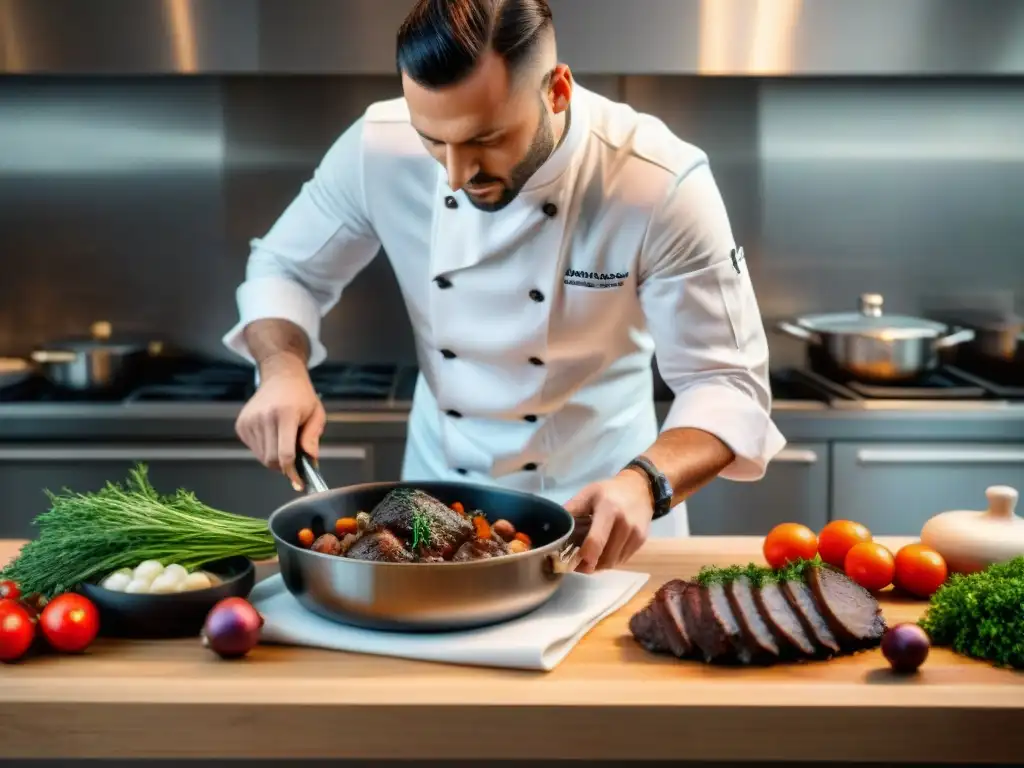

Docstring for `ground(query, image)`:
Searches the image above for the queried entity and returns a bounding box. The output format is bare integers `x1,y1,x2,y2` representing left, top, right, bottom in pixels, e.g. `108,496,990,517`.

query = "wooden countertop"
1,536,1022,763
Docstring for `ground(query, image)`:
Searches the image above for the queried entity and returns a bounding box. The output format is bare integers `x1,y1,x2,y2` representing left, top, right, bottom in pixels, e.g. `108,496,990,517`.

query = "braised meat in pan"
293,488,534,563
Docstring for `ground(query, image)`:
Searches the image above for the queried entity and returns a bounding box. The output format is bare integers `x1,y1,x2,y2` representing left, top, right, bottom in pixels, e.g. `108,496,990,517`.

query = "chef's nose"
444,146,477,192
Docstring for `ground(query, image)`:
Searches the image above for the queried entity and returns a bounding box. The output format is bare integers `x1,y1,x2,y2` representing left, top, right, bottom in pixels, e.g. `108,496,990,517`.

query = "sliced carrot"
297,528,315,548
514,532,532,548
451,501,465,515
473,515,491,540
335,517,358,536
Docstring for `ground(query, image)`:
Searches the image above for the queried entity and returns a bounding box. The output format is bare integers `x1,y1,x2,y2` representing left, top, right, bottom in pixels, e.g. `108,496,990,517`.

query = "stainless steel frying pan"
265,453,585,632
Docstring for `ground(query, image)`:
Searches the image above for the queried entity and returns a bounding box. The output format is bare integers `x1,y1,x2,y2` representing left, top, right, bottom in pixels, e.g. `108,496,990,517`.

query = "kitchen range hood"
1,0,1022,76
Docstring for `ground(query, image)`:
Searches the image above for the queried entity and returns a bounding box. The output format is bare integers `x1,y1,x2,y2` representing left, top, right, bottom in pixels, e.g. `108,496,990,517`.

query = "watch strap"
625,455,673,519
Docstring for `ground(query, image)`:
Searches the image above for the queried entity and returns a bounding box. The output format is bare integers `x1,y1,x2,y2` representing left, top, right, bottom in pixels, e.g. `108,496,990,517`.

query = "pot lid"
794,294,949,339
35,321,154,353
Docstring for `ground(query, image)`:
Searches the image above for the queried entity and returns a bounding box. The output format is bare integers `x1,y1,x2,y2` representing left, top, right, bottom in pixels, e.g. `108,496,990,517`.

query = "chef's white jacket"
223,84,786,537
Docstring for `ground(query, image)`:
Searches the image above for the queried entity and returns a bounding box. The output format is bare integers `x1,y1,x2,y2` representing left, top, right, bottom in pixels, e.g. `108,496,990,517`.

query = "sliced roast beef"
806,566,886,649
680,584,734,663
706,582,754,664
652,580,693,658
726,576,780,661
783,578,841,656
628,603,670,654
754,581,817,658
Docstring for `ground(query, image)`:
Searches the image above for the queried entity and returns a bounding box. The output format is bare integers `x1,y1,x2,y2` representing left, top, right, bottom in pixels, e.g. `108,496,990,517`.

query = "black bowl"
77,556,256,638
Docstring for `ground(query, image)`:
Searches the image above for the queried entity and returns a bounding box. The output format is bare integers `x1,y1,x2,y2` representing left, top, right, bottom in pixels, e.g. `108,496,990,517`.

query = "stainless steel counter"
1,399,1022,540
1,400,1023,443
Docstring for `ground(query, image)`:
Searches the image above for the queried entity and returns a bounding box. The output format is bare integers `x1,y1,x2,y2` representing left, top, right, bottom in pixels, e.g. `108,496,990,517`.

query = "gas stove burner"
948,349,1024,399
842,371,986,400
772,366,1014,405
0,359,417,405
124,384,241,403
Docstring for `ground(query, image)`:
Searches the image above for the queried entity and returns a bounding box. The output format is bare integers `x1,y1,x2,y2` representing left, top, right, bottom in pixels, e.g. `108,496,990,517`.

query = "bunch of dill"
918,556,1024,669
0,464,277,598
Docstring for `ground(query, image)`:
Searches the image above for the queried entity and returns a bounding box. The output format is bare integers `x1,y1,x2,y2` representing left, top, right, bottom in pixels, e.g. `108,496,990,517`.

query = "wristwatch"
623,455,673,519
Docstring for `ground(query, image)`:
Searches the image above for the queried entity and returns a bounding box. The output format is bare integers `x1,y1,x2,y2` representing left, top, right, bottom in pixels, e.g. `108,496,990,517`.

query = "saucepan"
29,321,166,393
266,452,585,632
941,310,1024,365
776,293,975,383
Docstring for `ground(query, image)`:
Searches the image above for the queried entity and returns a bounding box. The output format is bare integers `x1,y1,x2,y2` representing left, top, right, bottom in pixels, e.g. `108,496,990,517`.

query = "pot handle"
776,320,821,344
935,327,976,349
30,350,78,364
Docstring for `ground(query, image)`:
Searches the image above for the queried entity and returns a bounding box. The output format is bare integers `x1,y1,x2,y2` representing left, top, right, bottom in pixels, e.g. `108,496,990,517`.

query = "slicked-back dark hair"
397,0,553,89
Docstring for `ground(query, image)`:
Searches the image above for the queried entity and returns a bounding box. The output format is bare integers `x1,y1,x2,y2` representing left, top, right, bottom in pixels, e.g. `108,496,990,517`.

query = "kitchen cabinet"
686,443,829,535
831,442,1024,536
0,443,374,539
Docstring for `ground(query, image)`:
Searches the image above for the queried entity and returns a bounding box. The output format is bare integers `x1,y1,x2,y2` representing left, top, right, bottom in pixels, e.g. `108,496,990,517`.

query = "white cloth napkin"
248,569,649,671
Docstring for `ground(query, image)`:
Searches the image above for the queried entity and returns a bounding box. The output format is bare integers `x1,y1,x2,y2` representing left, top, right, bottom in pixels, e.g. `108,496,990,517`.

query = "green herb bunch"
918,556,1024,669
410,510,434,551
695,555,823,588
0,464,277,598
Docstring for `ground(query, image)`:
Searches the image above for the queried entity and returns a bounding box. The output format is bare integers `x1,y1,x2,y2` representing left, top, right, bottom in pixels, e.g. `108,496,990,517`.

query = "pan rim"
267,479,576,570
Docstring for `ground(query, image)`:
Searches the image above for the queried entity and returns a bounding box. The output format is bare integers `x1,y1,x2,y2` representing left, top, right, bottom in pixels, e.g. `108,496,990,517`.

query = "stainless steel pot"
951,311,1024,365
30,321,162,392
265,455,583,632
776,293,975,382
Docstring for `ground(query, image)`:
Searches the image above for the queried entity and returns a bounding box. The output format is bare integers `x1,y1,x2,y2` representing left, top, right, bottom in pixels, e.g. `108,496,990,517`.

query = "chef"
223,0,786,573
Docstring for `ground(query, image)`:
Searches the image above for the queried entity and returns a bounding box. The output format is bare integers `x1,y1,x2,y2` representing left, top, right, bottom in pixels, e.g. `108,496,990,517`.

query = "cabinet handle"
857,447,1024,465
774,448,819,464
0,445,368,462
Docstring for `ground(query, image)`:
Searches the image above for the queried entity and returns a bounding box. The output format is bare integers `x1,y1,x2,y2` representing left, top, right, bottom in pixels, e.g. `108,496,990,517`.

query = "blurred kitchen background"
1,0,1023,538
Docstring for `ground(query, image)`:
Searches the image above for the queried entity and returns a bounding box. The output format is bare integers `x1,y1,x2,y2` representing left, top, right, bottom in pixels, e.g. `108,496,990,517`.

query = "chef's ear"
547,64,573,114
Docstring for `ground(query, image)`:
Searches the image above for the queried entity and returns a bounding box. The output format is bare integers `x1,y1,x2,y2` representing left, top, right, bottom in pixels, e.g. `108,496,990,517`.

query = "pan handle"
295,445,330,495
776,320,821,344
935,327,975,349
546,513,593,575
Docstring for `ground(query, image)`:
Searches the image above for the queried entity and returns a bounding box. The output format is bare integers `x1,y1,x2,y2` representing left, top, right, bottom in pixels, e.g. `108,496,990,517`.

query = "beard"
464,106,556,213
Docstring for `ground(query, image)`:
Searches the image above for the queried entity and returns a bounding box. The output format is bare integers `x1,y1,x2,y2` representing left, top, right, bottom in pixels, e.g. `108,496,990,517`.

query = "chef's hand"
235,352,326,491
563,469,654,573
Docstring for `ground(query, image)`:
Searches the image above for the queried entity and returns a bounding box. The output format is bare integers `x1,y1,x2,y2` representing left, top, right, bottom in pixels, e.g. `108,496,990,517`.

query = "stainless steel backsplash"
1,74,1022,368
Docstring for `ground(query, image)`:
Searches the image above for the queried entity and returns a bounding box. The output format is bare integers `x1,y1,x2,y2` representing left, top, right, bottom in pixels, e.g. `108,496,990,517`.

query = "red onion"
201,597,264,659
881,623,930,673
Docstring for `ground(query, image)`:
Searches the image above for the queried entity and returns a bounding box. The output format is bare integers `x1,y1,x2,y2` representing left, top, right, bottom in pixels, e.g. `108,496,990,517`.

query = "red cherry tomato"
763,523,819,569
844,541,896,592
894,543,948,598
39,594,100,653
817,520,872,569
0,579,20,602
0,599,36,663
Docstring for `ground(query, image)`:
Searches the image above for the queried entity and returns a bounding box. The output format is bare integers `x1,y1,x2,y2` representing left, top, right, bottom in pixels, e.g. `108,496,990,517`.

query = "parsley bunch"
918,556,1024,669
695,555,823,588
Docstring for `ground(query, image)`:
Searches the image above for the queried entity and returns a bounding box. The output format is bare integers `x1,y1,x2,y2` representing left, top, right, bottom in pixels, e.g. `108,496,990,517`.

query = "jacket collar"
520,85,591,194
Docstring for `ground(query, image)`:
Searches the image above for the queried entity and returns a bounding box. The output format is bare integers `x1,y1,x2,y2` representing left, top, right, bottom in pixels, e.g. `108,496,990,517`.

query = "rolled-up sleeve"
222,116,381,368
639,160,786,481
